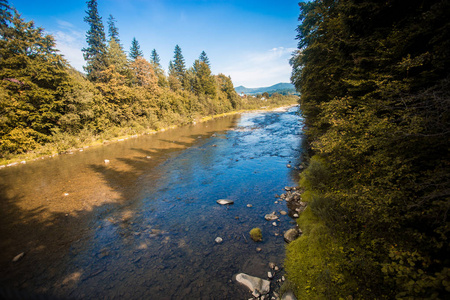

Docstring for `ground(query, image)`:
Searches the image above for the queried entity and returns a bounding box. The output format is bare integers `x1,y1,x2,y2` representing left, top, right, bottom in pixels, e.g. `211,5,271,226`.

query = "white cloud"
51,20,86,72
223,47,296,88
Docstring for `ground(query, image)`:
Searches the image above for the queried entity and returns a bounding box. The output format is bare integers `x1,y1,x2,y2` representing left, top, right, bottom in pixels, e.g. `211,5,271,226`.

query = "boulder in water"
235,273,270,296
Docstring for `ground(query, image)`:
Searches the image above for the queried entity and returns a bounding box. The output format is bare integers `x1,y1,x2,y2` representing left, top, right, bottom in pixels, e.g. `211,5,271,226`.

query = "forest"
287,0,449,299
0,0,297,163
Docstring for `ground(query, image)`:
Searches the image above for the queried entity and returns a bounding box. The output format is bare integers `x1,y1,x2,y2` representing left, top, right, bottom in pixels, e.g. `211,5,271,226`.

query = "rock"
272,222,277,226
280,210,287,215
12,252,24,262
250,228,262,242
274,201,278,204
282,290,297,300
256,247,262,252
235,273,270,296
293,213,299,218
216,199,234,205
63,193,69,196
284,228,301,243
104,159,110,164
264,212,278,221
247,204,253,208
284,186,292,191
215,237,223,244
146,156,151,159
269,262,276,269
274,266,279,271
268,271,273,279
286,164,292,168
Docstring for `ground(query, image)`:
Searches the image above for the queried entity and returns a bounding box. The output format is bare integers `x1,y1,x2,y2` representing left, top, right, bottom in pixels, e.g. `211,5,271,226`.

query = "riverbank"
0,103,298,168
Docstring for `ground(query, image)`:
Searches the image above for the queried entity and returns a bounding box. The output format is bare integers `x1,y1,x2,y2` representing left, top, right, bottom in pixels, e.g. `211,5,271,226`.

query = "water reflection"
0,107,303,299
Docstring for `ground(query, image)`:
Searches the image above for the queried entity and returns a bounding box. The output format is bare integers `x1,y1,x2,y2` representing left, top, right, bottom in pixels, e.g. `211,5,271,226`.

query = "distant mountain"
235,83,298,96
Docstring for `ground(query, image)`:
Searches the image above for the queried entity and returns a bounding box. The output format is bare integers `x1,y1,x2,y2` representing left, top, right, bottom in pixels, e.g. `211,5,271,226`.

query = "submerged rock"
216,199,234,205
12,252,24,262
235,273,270,296
215,237,223,244
264,212,278,221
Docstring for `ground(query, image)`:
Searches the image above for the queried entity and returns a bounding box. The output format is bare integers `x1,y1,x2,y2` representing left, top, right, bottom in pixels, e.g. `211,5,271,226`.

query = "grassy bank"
0,100,298,167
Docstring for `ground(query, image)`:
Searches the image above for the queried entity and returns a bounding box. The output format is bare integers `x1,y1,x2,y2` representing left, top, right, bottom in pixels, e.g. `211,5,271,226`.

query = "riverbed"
0,106,303,299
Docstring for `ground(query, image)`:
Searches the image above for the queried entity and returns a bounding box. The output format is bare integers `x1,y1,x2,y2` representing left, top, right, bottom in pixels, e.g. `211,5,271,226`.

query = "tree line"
287,0,449,299
0,0,297,160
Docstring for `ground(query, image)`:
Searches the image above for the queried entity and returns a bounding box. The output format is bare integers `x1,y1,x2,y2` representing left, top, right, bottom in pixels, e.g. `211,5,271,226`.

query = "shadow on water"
0,107,304,299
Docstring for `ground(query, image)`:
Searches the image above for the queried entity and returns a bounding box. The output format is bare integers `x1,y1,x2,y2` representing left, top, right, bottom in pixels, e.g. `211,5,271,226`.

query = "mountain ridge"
235,83,297,95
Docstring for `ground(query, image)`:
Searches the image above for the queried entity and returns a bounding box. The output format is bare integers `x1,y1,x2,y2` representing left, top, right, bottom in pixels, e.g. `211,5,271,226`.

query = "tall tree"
199,51,210,66
172,44,186,87
129,37,143,60
150,49,161,68
82,0,107,82
107,14,119,43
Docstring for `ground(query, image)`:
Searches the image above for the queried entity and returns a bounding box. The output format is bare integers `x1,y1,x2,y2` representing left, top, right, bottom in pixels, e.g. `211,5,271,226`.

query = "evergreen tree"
172,44,186,87
191,59,215,96
106,38,129,77
0,0,12,31
199,51,210,66
107,14,119,43
82,0,107,82
129,37,143,60
150,49,161,68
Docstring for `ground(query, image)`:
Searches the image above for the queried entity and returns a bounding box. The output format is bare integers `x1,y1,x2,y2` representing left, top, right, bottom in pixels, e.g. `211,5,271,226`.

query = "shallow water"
0,106,303,299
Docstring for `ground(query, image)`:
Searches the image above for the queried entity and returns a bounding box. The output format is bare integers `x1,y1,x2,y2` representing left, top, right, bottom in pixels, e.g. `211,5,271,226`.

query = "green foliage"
107,14,119,43
249,227,262,242
82,0,107,82
129,37,143,60
289,0,450,298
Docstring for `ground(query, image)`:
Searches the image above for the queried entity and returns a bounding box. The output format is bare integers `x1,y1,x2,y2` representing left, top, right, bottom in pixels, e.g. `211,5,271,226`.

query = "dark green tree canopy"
107,14,120,43
82,0,107,82
199,51,210,66
150,48,161,67
129,37,143,60
172,44,186,81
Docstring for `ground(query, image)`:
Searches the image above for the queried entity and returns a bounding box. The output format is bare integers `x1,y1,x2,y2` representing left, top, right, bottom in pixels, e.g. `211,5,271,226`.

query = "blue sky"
10,0,300,88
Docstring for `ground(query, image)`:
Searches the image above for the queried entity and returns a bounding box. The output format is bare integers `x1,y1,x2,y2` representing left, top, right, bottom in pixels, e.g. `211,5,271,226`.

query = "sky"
9,0,301,88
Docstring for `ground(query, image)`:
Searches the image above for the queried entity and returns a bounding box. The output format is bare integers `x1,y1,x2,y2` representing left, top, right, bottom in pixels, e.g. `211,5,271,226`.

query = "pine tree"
150,49,161,68
107,14,119,43
82,0,107,82
129,37,143,60
199,51,210,66
172,44,186,86
106,38,129,77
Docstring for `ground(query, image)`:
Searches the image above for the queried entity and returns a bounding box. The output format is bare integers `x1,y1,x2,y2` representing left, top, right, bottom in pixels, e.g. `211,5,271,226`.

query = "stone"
256,247,262,252
284,228,301,243
280,210,287,215
293,213,299,218
268,262,275,269
216,199,234,205
268,271,273,279
215,237,223,244
104,159,110,164
12,252,24,262
282,291,297,300
286,164,292,168
247,204,253,208
274,266,279,271
264,212,278,221
272,222,277,226
284,186,292,191
235,273,270,296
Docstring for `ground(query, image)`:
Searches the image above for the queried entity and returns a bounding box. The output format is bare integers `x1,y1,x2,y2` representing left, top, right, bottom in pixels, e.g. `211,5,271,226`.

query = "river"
0,106,303,299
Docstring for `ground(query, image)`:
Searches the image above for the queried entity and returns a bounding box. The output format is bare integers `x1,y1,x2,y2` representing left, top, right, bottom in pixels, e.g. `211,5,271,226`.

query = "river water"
0,106,303,299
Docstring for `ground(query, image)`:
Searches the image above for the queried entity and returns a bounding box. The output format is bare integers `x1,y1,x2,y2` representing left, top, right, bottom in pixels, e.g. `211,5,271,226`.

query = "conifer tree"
129,37,143,60
172,44,186,86
82,0,107,82
107,14,119,43
150,49,161,68
199,51,210,66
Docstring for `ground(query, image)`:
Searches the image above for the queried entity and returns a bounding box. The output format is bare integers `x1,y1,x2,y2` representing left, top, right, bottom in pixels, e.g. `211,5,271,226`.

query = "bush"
250,228,262,242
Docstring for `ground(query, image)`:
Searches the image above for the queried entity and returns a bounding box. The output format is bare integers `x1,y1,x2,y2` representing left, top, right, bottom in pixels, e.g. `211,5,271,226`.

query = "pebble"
12,252,24,262
293,213,299,218
280,210,287,215
256,247,262,252
286,164,292,168
272,222,277,226
268,272,273,279
247,204,253,208
104,159,110,164
215,237,223,244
